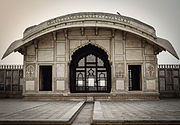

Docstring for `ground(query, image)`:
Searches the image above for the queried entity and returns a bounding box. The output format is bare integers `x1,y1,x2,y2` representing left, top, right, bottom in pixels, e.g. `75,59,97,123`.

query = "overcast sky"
0,0,180,64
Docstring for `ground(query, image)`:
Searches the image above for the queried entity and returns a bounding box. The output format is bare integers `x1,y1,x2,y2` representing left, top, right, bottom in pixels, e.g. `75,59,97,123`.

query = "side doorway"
128,65,141,91
39,66,52,91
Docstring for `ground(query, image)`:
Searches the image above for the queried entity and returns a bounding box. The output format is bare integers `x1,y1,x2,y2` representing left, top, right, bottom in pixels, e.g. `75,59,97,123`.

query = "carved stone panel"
126,33,141,48
68,28,81,36
26,64,35,80
115,56,124,61
38,34,53,49
57,57,65,62
57,64,65,78
26,81,35,91
115,63,124,78
145,56,155,61
27,44,35,56
98,28,111,36
116,79,124,90
57,42,65,56
146,80,156,90
126,49,142,60
81,40,89,46
70,40,81,50
145,43,154,55
57,30,65,41
95,40,110,53
115,41,123,55
114,30,122,40
145,63,155,78
38,50,53,61
56,80,65,91
85,28,95,36
26,56,36,62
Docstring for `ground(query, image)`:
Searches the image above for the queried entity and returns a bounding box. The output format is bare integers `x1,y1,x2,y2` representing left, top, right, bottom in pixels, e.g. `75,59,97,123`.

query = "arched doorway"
70,44,111,93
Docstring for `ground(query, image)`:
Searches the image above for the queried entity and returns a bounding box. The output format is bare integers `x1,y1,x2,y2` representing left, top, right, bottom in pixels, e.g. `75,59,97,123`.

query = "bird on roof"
117,12,121,15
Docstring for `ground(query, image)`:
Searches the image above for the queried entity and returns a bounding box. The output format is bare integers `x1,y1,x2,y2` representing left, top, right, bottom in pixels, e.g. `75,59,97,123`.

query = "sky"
0,0,180,64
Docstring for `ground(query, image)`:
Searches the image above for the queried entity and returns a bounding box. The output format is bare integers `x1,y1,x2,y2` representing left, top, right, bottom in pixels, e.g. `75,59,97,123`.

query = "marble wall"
23,27,158,95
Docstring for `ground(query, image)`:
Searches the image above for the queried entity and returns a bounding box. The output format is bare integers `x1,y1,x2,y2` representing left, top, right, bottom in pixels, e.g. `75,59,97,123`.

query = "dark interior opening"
70,44,111,93
39,66,52,91
128,65,141,91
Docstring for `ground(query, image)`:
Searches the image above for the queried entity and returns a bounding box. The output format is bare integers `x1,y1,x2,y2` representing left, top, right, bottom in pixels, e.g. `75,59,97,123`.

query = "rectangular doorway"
39,66,52,91
128,65,141,91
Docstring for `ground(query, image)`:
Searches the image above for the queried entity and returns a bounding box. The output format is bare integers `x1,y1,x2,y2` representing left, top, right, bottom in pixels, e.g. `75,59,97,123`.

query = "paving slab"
93,99,180,125
0,99,85,125
72,102,93,125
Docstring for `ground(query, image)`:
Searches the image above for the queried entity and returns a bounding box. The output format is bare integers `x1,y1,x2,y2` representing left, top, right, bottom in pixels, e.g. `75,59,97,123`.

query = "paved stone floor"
72,102,93,125
0,99,84,124
93,99,180,124
0,99,180,124
0,99,48,118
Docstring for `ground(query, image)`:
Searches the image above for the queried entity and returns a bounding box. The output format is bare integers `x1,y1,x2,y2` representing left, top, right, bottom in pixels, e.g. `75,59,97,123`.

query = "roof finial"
117,12,121,15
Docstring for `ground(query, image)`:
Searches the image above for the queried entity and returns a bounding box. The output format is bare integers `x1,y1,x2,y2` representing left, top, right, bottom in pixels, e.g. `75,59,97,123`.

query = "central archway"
70,44,111,93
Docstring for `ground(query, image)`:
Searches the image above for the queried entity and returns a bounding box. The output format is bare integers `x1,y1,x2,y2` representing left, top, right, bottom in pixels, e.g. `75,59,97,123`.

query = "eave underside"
2,25,179,60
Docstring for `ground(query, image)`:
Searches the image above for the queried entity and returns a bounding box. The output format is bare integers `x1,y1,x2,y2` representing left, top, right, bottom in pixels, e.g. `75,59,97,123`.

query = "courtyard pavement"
93,99,180,124
0,99,180,124
0,99,84,124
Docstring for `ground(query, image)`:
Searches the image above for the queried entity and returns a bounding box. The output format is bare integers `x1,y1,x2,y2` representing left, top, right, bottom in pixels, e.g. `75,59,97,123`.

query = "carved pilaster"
111,29,115,38
64,29,68,38
95,27,98,36
122,31,127,40
33,40,38,49
65,29,70,93
52,32,57,41
81,27,84,36
141,38,146,48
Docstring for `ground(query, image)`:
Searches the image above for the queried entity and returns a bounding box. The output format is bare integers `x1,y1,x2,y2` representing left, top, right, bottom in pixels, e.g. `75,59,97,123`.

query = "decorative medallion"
146,63,155,78
26,64,35,80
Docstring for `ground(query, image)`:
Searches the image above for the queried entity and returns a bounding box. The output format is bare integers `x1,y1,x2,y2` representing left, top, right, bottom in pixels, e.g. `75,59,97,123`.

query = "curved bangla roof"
2,12,179,59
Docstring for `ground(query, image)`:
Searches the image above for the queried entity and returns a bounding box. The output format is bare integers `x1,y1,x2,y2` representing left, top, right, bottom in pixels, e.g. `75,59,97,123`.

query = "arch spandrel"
70,42,111,63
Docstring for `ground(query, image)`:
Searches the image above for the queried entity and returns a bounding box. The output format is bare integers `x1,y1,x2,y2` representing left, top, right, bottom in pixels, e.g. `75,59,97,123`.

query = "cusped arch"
69,43,111,93
70,42,111,62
